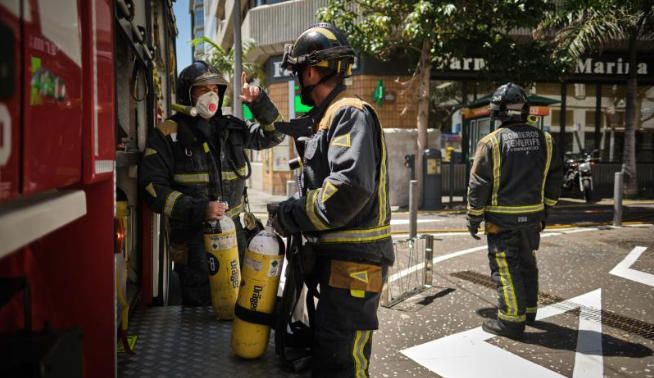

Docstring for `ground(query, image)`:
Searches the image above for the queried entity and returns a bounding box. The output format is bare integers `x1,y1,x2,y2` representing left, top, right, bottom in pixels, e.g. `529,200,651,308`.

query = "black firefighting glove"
541,206,551,231
267,202,288,237
466,215,483,240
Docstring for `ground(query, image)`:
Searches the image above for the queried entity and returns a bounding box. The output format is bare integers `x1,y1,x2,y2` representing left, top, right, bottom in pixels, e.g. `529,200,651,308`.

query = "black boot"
526,313,536,325
482,319,524,339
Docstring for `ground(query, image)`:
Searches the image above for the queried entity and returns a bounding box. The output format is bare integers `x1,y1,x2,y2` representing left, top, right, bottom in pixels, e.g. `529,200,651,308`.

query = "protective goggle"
281,44,304,72
281,43,356,75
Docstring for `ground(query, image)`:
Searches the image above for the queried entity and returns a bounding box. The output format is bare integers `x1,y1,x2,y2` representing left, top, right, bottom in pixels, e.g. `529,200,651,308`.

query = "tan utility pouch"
169,242,189,265
329,260,383,298
485,222,503,235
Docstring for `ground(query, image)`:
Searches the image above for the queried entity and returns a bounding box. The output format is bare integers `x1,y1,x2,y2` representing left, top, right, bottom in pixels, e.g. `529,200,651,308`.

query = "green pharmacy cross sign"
373,79,384,106
242,85,314,121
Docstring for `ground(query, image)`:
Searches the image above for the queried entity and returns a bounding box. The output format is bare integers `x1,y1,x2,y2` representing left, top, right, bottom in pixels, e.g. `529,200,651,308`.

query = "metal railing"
381,235,434,308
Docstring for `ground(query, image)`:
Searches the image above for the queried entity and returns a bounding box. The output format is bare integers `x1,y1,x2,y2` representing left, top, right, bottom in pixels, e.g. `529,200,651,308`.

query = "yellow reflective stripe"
319,225,391,244
495,251,518,318
526,306,538,314
164,191,183,217
174,172,209,184
353,330,370,378
541,133,553,203
203,142,210,153
226,201,244,217
485,203,544,214
145,183,157,198
490,135,501,206
498,311,526,323
353,331,363,378
544,197,558,207
360,330,371,377
331,133,352,147
321,180,338,203
377,123,388,226
145,148,157,157
306,190,329,230
222,165,247,181
261,113,283,132
467,207,484,216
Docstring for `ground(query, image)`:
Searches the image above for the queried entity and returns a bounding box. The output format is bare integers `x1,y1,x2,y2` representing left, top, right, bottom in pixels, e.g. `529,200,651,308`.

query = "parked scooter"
562,152,595,203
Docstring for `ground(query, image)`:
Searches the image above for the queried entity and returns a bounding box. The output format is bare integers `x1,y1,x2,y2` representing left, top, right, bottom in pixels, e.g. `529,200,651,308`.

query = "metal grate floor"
117,306,309,378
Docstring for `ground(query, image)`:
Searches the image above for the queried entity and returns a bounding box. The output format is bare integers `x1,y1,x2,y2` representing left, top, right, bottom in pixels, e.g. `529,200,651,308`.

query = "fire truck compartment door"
0,2,21,202
22,0,83,194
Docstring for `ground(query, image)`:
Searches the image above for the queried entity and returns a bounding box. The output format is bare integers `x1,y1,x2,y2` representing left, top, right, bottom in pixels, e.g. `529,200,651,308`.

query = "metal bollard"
409,180,418,238
449,159,454,204
421,234,434,286
613,171,623,226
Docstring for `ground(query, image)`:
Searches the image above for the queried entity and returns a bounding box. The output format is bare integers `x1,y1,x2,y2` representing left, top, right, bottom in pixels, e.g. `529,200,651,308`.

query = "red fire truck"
0,0,177,376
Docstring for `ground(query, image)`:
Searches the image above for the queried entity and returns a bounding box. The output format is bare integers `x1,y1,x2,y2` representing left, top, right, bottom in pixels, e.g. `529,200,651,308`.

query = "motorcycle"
562,152,595,203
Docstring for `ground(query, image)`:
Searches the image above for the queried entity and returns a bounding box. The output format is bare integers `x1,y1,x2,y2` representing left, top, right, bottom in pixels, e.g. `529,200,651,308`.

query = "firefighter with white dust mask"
140,61,285,306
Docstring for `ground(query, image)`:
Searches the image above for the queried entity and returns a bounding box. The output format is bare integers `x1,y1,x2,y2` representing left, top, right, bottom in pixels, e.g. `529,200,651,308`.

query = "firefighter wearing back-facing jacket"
139,61,284,305
270,23,394,377
467,82,563,339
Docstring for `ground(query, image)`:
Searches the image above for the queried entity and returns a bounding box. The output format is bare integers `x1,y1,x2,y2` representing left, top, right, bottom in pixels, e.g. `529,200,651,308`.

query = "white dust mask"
195,91,219,119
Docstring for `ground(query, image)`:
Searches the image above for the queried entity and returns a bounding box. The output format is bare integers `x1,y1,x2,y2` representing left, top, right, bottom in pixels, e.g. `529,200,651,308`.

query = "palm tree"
535,0,654,196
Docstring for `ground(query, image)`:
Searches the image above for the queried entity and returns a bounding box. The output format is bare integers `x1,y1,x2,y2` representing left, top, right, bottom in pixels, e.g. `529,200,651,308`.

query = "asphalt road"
373,223,654,378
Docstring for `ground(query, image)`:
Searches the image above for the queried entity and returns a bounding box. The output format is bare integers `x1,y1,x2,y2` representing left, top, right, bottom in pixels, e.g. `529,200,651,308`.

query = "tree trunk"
416,40,432,208
622,32,638,196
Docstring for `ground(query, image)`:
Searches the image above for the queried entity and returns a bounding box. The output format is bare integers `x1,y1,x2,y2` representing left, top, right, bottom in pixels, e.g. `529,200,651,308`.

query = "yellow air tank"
204,216,240,320
231,224,284,358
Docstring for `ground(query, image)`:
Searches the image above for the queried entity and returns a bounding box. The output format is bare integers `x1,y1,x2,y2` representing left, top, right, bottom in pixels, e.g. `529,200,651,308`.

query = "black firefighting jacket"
467,121,563,229
277,85,394,266
140,91,284,243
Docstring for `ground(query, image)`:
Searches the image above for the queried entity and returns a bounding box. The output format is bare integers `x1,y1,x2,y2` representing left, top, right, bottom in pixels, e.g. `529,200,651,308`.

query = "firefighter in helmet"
140,61,284,305
467,82,562,338
270,23,394,376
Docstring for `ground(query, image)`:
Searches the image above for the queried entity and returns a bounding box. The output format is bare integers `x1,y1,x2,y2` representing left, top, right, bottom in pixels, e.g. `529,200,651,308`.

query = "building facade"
208,0,422,196
189,0,205,58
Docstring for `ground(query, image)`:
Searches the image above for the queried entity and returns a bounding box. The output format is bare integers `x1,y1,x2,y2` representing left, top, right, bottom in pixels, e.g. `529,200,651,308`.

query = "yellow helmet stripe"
299,26,337,41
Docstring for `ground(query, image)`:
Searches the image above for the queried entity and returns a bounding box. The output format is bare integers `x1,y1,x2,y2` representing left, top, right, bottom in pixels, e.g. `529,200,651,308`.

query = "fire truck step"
117,305,309,377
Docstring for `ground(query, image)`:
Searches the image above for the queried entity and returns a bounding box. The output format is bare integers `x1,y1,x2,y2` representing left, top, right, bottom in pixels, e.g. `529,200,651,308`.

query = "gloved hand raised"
466,215,483,240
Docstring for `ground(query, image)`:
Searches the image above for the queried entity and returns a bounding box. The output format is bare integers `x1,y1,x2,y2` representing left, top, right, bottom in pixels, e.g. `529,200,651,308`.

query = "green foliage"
535,0,654,63
318,0,560,86
191,36,265,86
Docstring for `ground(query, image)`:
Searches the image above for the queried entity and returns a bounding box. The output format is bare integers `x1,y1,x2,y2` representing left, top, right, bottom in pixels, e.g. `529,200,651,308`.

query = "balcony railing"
242,0,328,61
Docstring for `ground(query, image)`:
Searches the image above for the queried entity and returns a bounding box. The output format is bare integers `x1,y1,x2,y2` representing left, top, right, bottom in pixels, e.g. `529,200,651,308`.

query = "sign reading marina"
432,54,652,82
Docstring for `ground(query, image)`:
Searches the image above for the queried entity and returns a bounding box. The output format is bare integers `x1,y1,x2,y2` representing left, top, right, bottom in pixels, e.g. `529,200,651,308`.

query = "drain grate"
451,270,654,341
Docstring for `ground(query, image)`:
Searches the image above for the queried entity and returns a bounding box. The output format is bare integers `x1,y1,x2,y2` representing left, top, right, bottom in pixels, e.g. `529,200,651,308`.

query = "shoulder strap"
156,119,178,136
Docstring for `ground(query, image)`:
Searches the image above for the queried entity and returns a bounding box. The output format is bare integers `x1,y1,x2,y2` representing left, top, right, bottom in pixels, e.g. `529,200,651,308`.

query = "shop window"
550,109,574,127
584,110,604,129
195,9,204,26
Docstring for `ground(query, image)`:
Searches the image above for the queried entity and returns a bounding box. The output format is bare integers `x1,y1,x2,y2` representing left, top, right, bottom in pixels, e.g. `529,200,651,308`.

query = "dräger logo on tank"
504,130,541,152
250,285,263,310
230,260,239,288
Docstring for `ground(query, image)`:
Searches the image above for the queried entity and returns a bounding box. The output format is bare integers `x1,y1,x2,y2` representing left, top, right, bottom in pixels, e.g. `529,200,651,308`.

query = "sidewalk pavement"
244,188,654,220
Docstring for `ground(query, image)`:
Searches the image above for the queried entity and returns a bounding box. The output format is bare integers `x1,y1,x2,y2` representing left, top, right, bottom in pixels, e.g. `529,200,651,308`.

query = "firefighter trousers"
311,258,387,377
486,223,541,325
175,234,211,306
